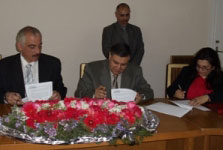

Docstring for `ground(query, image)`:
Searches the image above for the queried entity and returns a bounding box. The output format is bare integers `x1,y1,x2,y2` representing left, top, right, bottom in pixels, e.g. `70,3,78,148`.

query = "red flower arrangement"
0,97,159,145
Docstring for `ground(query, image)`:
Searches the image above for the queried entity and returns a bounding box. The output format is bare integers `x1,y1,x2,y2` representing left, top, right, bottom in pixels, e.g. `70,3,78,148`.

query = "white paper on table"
111,88,136,102
170,100,210,111
25,81,53,101
146,102,191,118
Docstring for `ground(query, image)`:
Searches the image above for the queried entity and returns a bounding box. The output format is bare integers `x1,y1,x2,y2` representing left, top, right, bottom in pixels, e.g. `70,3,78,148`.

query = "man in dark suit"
102,3,145,65
75,43,153,104
0,26,67,104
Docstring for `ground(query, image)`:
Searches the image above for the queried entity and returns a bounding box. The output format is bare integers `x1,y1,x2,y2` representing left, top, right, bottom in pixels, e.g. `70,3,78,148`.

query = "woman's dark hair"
190,47,222,89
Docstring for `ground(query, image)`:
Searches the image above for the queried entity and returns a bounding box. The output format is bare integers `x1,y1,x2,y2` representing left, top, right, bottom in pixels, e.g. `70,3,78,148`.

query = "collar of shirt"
117,22,128,29
20,54,39,84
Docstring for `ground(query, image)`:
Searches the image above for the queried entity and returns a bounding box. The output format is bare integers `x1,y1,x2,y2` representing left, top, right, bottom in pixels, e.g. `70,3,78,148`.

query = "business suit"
75,60,153,100
166,66,223,102
0,53,67,103
102,22,145,65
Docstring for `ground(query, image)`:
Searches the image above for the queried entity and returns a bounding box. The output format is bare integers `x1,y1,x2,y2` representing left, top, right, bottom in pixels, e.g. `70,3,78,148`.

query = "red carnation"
84,116,100,129
133,106,142,118
35,110,61,123
106,113,120,125
127,115,136,124
66,107,87,120
26,118,36,128
22,102,40,118
121,109,136,124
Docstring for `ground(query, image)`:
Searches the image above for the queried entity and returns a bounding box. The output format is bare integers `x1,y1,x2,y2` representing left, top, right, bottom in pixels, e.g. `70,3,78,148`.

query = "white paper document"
111,88,137,102
170,100,210,111
146,102,191,118
25,81,53,101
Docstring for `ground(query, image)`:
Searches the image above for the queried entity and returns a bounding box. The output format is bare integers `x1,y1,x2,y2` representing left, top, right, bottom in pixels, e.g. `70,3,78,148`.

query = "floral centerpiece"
0,97,159,145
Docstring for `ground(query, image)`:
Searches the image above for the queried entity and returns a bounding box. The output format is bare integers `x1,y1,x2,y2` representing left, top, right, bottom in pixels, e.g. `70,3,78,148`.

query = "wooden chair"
166,63,189,98
170,55,194,64
0,54,2,59
80,63,86,78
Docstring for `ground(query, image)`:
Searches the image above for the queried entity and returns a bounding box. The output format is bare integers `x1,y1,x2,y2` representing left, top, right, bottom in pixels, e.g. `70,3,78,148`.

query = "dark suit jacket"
0,53,67,103
75,60,153,101
166,66,223,102
102,22,144,65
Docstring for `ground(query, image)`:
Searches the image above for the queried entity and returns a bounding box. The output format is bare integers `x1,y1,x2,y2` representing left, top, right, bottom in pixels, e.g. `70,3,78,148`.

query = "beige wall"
0,0,211,98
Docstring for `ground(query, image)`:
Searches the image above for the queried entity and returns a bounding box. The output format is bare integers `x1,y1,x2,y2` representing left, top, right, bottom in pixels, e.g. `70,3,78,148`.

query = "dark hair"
116,3,130,11
190,47,222,89
110,43,131,57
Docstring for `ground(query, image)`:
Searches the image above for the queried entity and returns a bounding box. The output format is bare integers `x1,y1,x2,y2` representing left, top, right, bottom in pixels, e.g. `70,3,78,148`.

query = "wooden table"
0,99,223,150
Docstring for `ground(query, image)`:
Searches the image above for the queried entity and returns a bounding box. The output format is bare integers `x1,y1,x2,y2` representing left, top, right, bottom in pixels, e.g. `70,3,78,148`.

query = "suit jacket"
102,22,145,65
166,66,223,102
0,53,67,103
75,60,153,101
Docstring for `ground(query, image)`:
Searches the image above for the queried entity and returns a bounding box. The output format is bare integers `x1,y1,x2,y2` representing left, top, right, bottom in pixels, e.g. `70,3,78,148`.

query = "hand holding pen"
95,85,107,99
173,84,186,99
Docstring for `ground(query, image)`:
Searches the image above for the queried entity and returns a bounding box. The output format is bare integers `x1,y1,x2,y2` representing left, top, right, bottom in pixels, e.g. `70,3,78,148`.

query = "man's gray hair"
16,26,42,46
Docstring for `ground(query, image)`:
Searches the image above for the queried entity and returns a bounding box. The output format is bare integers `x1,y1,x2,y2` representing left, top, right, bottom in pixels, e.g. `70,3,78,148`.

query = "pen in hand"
177,84,185,99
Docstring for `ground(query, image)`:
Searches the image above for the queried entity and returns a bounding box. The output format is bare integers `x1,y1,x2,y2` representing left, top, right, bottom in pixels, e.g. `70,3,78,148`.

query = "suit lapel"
100,60,112,97
13,54,26,96
38,55,47,82
121,68,130,88
126,25,133,50
114,23,125,43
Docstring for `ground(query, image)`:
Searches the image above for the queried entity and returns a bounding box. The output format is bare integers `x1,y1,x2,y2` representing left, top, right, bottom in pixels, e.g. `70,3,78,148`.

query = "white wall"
0,0,211,98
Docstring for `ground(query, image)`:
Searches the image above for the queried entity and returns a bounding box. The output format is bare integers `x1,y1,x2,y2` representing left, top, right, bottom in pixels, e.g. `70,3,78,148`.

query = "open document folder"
146,102,191,118
170,100,210,111
24,81,53,102
146,100,210,118
111,88,136,102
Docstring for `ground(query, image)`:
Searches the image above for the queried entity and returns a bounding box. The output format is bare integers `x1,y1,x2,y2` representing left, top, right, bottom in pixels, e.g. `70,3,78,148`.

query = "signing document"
25,81,53,101
111,88,137,102
170,100,210,111
146,102,191,118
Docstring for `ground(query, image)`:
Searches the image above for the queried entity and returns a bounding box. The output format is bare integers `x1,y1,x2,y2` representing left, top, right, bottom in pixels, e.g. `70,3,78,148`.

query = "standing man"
75,43,153,104
0,26,67,104
102,3,145,65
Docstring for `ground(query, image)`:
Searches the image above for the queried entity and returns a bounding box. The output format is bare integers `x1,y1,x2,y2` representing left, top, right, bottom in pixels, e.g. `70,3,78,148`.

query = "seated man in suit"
102,3,145,65
75,43,153,104
0,26,67,105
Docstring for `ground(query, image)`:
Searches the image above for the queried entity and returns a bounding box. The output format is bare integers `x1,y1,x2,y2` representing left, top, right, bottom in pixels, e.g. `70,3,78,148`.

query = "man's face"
115,6,130,27
109,54,130,75
17,33,42,63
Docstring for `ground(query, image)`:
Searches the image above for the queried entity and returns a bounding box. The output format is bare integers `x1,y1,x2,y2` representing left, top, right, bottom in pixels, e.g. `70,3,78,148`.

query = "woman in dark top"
167,47,223,106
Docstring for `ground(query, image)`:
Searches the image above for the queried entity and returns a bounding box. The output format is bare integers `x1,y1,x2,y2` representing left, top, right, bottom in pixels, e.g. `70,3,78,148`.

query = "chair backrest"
170,55,194,64
0,54,2,60
80,63,86,78
166,63,189,98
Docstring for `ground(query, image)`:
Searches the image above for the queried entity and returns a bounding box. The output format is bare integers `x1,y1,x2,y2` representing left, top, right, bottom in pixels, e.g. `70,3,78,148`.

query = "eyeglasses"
196,65,212,71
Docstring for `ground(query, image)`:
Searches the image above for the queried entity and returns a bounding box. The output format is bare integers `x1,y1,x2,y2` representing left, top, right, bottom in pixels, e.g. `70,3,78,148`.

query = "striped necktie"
25,64,33,84
112,75,118,89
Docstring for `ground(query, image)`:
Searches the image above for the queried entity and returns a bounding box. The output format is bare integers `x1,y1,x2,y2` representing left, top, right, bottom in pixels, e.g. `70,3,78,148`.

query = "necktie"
25,64,33,84
122,28,129,44
112,75,118,89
